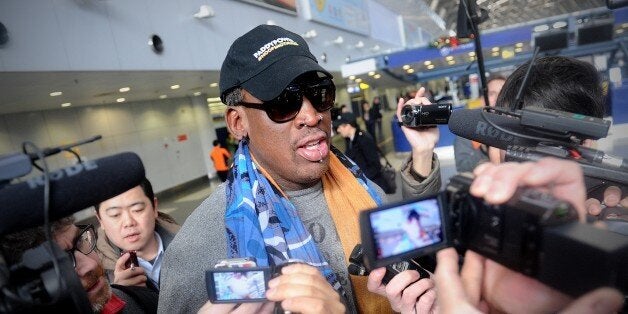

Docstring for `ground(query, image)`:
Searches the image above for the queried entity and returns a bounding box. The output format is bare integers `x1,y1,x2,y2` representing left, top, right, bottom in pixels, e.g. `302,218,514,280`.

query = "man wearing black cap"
159,25,442,314
333,112,391,193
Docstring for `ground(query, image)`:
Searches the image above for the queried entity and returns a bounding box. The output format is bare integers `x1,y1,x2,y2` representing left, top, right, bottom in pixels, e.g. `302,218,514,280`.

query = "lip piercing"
318,149,323,163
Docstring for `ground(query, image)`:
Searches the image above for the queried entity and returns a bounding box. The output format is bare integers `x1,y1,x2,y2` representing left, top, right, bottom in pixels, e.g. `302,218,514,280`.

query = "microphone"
0,152,145,235
448,108,562,149
28,135,103,161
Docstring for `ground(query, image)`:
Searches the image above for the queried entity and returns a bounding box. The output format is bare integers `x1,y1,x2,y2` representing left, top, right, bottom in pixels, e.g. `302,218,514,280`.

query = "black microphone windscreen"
448,109,540,149
0,152,145,235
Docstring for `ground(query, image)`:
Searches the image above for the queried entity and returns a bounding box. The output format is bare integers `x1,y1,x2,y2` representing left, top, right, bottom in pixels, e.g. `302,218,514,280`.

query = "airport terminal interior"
2,0,626,225
1,0,628,312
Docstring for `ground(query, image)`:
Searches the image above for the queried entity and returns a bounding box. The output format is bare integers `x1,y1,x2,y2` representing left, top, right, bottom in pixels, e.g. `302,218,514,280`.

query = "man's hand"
113,251,147,287
197,301,274,314
366,267,436,313
265,263,345,314
586,185,628,217
396,87,439,177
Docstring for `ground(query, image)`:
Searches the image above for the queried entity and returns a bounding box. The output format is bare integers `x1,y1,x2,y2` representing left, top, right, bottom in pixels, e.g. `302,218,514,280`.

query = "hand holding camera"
205,260,345,314
113,250,147,287
431,158,626,313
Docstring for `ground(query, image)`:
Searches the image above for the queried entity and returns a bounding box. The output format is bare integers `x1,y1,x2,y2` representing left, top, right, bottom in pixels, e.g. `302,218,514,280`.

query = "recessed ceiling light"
349,75,356,80
492,51,500,57
159,95,168,99
50,91,62,97
552,21,567,29
423,60,432,66
61,102,72,107
515,42,524,48
116,98,126,103
119,87,131,92
445,56,454,61
427,64,435,69
368,71,375,76
468,51,476,57
533,24,549,32
515,47,523,53
193,92,202,96
402,65,410,70
209,83,218,87
373,74,381,79
170,84,180,90
491,47,500,52
407,68,415,73
355,78,362,83
448,60,456,65
617,29,625,34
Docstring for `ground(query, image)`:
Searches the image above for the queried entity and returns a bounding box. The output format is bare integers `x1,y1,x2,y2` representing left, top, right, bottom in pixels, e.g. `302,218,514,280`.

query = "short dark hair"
213,140,220,146
407,210,421,222
0,217,74,265
496,56,604,118
95,177,155,215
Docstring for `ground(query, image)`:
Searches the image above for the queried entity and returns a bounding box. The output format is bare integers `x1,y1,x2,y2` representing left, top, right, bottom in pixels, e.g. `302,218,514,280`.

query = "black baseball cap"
219,25,332,103
332,112,357,130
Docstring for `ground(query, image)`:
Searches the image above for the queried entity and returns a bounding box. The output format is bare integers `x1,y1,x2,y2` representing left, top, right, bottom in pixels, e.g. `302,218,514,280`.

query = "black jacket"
345,130,388,191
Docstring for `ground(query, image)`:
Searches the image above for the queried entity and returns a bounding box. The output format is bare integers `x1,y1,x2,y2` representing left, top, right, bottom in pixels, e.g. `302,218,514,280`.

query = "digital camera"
400,103,452,127
360,173,628,297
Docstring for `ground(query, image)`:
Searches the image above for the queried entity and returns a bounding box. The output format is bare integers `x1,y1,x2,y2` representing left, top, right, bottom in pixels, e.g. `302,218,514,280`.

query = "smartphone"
205,267,272,303
124,250,139,269
360,194,449,269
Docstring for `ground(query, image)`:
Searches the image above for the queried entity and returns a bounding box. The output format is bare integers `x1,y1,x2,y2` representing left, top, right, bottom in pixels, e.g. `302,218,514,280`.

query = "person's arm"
400,154,441,199
432,158,624,313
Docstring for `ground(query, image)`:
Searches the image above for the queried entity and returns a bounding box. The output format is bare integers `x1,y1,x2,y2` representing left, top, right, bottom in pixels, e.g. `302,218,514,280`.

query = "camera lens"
401,105,415,125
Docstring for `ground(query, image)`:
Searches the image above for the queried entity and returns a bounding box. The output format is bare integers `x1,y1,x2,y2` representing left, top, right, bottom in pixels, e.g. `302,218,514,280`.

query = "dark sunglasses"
65,224,97,268
238,78,335,123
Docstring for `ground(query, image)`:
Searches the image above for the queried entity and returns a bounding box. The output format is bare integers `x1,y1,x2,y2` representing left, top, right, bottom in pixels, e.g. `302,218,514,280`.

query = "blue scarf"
224,139,382,292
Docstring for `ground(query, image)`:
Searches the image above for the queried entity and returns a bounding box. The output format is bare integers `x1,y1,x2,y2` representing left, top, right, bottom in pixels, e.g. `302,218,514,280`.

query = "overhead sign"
302,0,370,35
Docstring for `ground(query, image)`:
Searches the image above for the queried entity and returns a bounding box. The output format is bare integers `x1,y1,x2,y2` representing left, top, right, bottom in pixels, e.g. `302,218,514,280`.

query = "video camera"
0,137,145,312
359,173,628,297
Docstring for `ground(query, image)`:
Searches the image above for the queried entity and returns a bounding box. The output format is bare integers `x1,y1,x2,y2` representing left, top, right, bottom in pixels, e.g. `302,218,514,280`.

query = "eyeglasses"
65,224,97,268
238,78,335,123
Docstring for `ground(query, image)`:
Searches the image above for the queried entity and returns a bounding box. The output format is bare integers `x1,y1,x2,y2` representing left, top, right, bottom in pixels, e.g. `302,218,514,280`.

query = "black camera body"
347,244,430,285
360,173,628,297
400,103,452,127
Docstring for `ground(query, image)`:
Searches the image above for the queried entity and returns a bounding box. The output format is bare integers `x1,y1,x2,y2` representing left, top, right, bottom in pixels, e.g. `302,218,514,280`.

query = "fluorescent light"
116,98,125,103
193,92,202,96
119,87,131,92
159,95,168,99
552,21,567,29
534,24,549,32
61,102,71,107
209,83,218,87
170,84,180,90
50,91,62,97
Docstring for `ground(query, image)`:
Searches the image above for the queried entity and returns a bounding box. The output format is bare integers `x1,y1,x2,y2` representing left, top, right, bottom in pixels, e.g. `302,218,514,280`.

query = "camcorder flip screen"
205,267,271,303
360,194,450,269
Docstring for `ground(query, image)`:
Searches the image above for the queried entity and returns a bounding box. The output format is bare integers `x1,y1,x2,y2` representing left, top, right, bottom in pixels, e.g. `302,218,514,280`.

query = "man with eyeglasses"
159,25,441,314
0,217,157,313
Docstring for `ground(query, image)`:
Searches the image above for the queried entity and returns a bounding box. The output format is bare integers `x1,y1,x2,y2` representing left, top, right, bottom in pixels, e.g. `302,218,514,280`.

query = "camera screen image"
206,267,270,303
369,197,444,259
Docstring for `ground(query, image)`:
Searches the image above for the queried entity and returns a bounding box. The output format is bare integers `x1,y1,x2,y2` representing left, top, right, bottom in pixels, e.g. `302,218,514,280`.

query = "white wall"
0,97,213,193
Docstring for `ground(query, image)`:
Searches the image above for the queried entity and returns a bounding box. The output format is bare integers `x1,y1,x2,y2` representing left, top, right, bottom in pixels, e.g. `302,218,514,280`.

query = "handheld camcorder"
348,243,431,284
400,103,452,127
205,258,302,310
360,174,628,297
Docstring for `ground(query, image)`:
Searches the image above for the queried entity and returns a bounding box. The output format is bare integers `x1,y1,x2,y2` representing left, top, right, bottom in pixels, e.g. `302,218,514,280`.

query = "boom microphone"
448,108,563,149
0,152,145,235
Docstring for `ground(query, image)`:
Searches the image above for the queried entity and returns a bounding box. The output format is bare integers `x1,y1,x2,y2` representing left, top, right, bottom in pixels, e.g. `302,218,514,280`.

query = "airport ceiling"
0,0,610,115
